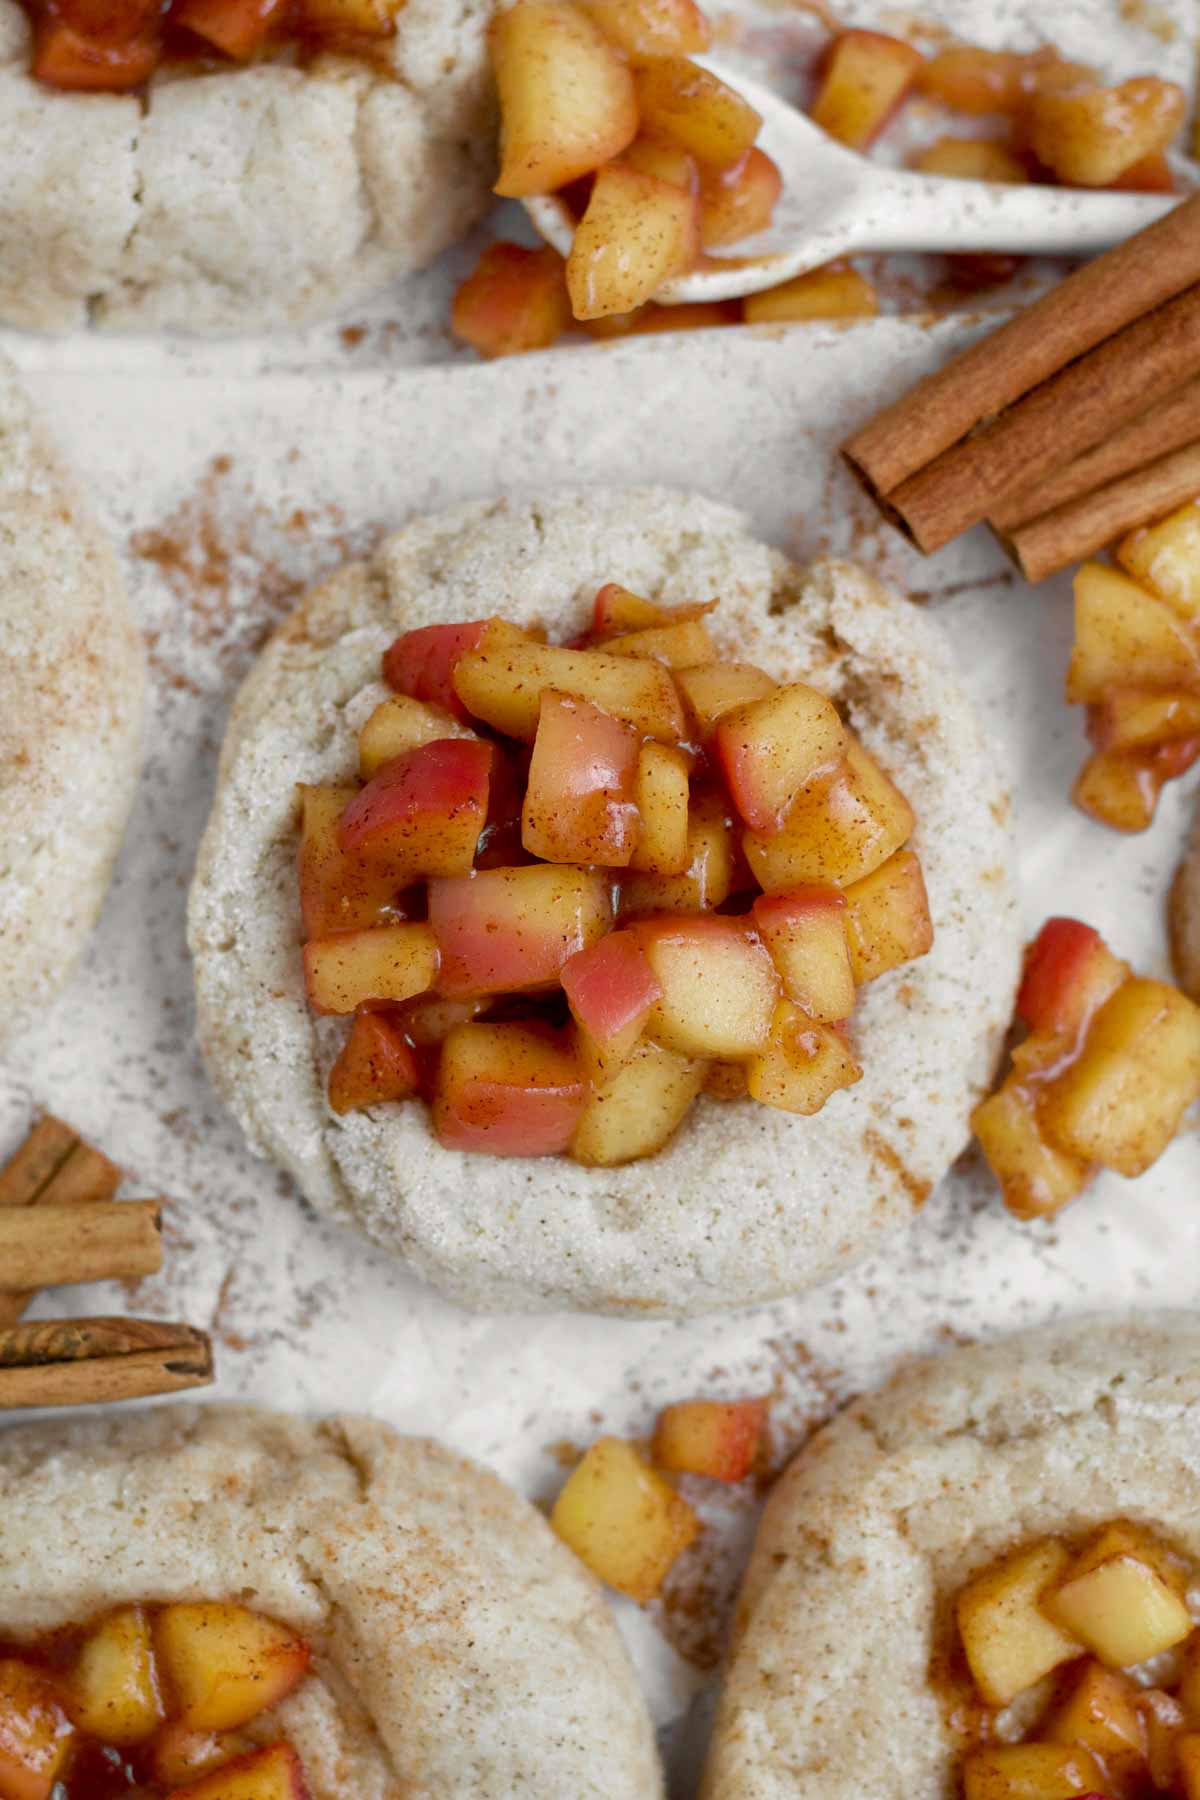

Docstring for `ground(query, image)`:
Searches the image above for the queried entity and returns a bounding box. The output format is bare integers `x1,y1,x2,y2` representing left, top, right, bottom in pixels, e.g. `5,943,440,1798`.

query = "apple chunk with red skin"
337,739,492,884
382,618,530,722
327,1012,420,1113
169,1743,313,1800
303,923,439,1015
751,885,855,1022
430,864,613,996
153,1604,310,1734
297,785,403,940
637,915,779,1057
562,928,663,1080
522,690,640,866
1017,917,1129,1041
434,1022,585,1155
653,1397,768,1481
0,1658,75,1800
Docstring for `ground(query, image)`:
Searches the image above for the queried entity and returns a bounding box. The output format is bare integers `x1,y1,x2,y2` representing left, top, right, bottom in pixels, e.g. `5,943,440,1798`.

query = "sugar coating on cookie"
0,0,496,332
0,356,144,1045
188,488,1020,1316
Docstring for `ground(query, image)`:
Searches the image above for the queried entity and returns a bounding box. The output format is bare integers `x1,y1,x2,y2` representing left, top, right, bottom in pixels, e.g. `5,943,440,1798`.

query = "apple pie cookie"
188,488,1019,1315
0,355,143,1048
0,0,494,332
0,1403,664,1797
701,1316,1200,1800
1170,799,1200,1002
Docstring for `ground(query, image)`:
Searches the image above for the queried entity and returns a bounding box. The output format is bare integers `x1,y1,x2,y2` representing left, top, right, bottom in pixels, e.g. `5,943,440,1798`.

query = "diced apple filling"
297,588,931,1161
0,1603,312,1800
550,1437,699,1601
652,1396,767,1480
974,916,1200,1219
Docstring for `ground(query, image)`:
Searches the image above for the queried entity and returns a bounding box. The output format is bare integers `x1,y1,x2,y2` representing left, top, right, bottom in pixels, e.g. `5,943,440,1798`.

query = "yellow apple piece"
296,785,402,940
715,681,847,833
68,1605,162,1746
1141,1689,1187,1787
1091,687,1200,753
358,695,469,780
810,30,923,151
1179,1734,1200,1800
619,787,737,912
843,849,933,984
577,0,709,62
912,136,1026,183
567,163,700,320
629,742,691,875
604,617,716,668
1030,77,1187,186
620,131,698,192
956,1539,1082,1706
745,1001,861,1114
1071,747,1162,833
168,1742,310,1800
152,1724,255,1786
633,58,762,170
522,689,640,866
491,0,637,199
916,45,1027,115
590,581,717,636
971,1083,1093,1221
961,1742,1106,1800
0,1660,75,1800
1044,1522,1193,1667
1036,977,1200,1175
639,915,779,1057
744,263,879,324
652,1397,768,1482
1066,563,1200,703
744,738,914,891
453,629,685,741
303,922,438,1015
1117,500,1200,623
433,1021,584,1155
154,1605,310,1734
430,864,612,994
572,1038,706,1164
675,660,776,737
750,886,855,1022
450,241,572,360
1044,1660,1148,1785
550,1437,699,1601
699,147,782,248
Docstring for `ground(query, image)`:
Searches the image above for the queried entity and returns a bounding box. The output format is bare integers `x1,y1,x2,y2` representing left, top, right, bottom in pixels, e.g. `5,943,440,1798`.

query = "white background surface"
2,1,1198,1792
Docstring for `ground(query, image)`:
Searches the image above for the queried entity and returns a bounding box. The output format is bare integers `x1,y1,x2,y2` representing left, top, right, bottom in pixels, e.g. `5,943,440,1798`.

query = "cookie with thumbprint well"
0,354,143,1048
0,1404,663,1797
702,1317,1200,1800
188,488,1019,1315
0,0,494,332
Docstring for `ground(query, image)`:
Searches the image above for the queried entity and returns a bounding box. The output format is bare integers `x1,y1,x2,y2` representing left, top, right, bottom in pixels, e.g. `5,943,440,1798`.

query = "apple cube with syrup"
603,616,716,668
433,1022,584,1156
633,57,762,169
1117,500,1200,623
1141,1690,1187,1788
590,583,716,637
450,242,572,361
1036,977,1200,1176
297,785,405,939
619,787,738,913
956,1539,1082,1707
383,617,530,722
810,30,924,150
842,849,933,985
1030,77,1186,187
1044,1522,1193,1667
327,1012,420,1113
453,629,684,741
357,693,469,779
491,0,637,198
638,915,779,1058
699,148,783,248
1090,688,1200,752
1067,563,1200,703
561,928,663,1082
336,738,492,883
1180,1735,1200,1800
567,162,700,320
653,1397,768,1481
629,742,691,875
172,0,287,59
521,690,640,865
571,1037,706,1164
1016,917,1129,1041
576,0,709,63
303,923,438,1015
961,1742,1106,1800
169,1743,312,1800
1073,742,1200,834
67,1605,162,1745
550,1437,698,1602
751,886,855,1022
675,661,776,738
153,1604,310,1733
971,1083,1093,1222
715,682,847,833
152,1725,255,1786
430,864,612,996
743,264,880,325
746,1001,862,1115
0,1658,76,1800
1044,1661,1148,1784
744,738,914,891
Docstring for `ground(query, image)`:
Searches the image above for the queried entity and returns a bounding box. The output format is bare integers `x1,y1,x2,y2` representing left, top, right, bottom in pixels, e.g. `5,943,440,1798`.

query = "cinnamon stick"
843,192,1200,500
0,1318,213,1409
990,377,1200,533
885,284,1200,553
0,1116,122,1326
0,1201,162,1293
998,439,1200,583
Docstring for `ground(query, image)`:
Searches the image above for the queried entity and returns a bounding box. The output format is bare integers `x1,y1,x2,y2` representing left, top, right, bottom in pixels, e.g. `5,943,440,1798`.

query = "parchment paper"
1,2,1197,1794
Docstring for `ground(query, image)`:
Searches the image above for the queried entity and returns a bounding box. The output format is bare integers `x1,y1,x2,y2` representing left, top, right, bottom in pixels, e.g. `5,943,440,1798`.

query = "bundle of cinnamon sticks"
843,193,1200,582
0,1114,213,1408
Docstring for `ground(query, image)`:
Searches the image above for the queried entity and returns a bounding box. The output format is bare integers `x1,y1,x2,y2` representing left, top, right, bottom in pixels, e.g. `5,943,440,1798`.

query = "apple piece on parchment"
1066,563,1200,703
451,242,571,361
652,1397,768,1481
810,30,923,150
971,1082,1093,1221
1016,917,1128,1040
1030,76,1186,187
1117,501,1200,624
491,0,637,199
550,1437,698,1602
154,1604,310,1733
743,264,879,325
433,1022,584,1156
